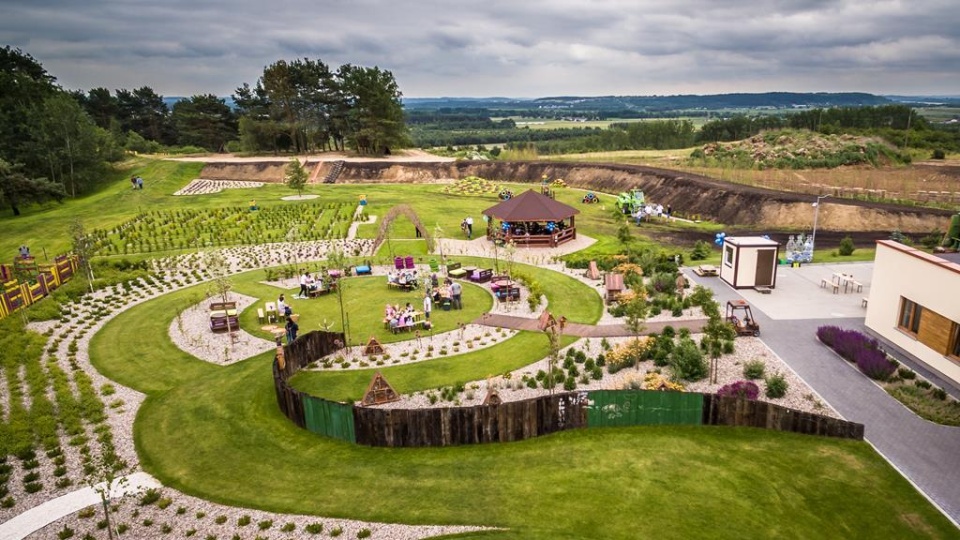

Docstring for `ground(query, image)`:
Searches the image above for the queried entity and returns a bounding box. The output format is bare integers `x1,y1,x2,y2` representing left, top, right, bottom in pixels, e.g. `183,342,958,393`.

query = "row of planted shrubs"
816,326,897,380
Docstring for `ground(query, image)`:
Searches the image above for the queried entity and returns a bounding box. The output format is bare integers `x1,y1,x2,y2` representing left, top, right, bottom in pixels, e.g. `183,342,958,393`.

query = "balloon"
714,232,726,246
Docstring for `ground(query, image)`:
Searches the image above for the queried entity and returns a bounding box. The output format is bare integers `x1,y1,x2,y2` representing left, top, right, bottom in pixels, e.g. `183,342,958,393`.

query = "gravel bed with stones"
4,245,493,539
168,292,275,365
368,335,838,418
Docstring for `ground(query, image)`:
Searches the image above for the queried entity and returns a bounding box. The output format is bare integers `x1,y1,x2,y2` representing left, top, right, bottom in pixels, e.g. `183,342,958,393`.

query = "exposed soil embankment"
198,160,955,233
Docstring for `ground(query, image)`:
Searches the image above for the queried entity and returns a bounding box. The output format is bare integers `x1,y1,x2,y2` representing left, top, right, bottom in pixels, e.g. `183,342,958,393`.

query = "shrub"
765,373,789,398
717,381,760,400
915,380,932,390
838,236,855,256
258,519,273,530
897,367,916,379
933,388,948,400
690,240,712,261
357,529,372,539
281,522,296,532
743,359,765,380
330,526,343,537
238,515,251,526
563,376,577,391
855,348,896,380
670,338,707,381
305,522,324,534
58,526,75,539
139,488,162,506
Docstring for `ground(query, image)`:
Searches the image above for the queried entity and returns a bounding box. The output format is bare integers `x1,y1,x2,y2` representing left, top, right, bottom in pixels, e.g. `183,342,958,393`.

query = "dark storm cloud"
1,0,957,96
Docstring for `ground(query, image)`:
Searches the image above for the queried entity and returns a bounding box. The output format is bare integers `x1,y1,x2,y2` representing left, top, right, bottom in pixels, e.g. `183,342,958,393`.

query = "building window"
898,298,922,335
951,324,960,360
724,246,734,266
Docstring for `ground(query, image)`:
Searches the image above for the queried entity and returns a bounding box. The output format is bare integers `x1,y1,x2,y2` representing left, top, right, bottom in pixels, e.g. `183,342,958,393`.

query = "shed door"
755,249,775,286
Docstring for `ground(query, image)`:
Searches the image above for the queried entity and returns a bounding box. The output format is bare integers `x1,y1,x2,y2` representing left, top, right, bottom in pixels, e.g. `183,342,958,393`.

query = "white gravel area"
168,292,276,365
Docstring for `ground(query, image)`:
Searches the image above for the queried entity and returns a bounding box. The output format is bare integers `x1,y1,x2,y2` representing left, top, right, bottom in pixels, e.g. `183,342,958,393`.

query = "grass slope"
88,281,956,539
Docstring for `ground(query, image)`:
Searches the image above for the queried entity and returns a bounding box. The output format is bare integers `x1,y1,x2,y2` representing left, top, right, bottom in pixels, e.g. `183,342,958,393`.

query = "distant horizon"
6,1,956,99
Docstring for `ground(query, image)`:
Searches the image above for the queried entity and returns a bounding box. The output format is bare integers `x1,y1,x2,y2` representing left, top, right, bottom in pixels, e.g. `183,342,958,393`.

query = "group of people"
634,203,671,224
297,271,329,298
129,175,144,190
460,216,474,239
386,269,420,288
384,302,430,333
427,276,463,310
278,293,298,343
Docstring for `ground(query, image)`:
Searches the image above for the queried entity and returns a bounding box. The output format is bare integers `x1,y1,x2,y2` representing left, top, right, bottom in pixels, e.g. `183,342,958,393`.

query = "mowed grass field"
3,155,949,537
87,283,958,539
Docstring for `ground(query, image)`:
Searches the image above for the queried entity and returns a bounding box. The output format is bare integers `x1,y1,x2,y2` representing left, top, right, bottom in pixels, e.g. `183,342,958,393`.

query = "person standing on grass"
298,271,309,298
285,317,299,344
423,292,432,320
466,216,474,239
451,280,462,309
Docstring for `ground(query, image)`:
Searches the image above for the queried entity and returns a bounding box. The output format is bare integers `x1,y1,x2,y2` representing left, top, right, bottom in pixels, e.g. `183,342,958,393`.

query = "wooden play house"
719,236,780,290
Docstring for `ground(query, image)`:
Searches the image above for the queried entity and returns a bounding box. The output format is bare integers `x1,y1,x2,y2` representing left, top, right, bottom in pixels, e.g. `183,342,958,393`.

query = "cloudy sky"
4,0,959,98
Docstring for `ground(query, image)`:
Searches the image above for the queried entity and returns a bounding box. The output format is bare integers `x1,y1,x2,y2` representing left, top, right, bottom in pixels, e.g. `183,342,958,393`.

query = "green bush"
743,360,766,380
670,338,707,381
765,373,789,398
897,367,916,380
838,236,855,256
690,240,712,261
305,523,324,534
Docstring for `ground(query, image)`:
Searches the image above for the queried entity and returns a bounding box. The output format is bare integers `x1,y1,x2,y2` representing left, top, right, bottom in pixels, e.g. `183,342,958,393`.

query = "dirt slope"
197,160,955,233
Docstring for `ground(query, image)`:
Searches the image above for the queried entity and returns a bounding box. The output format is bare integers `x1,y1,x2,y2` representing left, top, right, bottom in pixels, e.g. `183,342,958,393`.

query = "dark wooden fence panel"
353,393,589,447
702,394,864,440
273,330,346,435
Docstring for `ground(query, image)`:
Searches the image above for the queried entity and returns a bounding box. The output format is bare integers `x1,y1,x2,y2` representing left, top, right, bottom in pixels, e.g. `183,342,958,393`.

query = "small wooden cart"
725,300,760,337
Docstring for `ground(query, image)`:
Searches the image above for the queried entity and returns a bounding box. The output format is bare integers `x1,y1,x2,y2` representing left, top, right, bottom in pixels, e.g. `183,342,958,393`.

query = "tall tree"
0,46,59,175
0,159,65,216
172,94,238,151
337,64,407,155
116,86,174,144
284,158,308,197
78,87,120,131
37,94,110,196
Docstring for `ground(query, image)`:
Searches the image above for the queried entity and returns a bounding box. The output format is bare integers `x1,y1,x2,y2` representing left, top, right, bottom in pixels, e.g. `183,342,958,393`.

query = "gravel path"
168,292,276,365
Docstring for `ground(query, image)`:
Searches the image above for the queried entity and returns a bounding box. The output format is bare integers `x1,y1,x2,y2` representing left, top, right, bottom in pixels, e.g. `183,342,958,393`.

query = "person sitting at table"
431,273,439,288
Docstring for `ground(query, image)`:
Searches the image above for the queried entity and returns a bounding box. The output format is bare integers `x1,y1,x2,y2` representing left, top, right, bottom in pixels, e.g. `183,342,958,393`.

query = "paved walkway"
0,472,160,540
686,266,960,525
478,313,707,337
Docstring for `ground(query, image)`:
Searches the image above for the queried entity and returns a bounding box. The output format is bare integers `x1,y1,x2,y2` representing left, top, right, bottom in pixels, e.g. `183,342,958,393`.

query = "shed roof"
725,236,779,247
482,189,580,222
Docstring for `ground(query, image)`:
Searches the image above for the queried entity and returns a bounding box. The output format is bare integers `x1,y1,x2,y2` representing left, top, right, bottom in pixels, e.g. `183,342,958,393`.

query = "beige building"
719,236,779,289
866,240,960,385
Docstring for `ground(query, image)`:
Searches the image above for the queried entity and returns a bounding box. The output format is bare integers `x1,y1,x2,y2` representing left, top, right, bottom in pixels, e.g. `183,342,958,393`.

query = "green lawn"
86,274,957,539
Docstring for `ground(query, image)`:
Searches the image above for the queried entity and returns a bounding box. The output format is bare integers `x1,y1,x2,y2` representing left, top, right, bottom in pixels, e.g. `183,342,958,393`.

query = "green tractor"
615,189,645,215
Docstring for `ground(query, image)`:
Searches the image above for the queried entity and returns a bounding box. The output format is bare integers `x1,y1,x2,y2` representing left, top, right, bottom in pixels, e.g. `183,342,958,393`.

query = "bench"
355,265,372,276
694,265,718,277
495,286,520,302
265,302,278,323
387,281,417,291
820,278,839,294
391,312,427,333
447,262,468,279
257,308,266,323
861,297,869,308
470,268,493,283
209,302,240,332
851,280,864,293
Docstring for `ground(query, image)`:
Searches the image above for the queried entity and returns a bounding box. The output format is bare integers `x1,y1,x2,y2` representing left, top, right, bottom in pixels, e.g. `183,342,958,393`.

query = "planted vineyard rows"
86,202,356,256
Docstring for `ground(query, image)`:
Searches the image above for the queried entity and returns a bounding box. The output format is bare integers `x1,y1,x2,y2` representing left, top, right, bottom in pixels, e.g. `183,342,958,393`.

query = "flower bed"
816,326,897,380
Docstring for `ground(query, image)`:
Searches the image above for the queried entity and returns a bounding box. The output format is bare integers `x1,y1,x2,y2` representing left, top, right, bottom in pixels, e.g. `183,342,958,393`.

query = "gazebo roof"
482,189,580,222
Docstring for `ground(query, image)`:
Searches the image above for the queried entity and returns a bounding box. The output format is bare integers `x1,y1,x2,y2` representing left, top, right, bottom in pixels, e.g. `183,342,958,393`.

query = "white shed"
719,236,780,289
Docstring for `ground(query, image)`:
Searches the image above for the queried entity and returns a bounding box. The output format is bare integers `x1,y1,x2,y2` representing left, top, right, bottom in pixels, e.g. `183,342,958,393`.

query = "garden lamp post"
811,194,831,260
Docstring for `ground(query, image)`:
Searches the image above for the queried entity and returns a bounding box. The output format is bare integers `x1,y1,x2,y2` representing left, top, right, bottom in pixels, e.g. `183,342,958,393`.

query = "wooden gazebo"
482,190,580,247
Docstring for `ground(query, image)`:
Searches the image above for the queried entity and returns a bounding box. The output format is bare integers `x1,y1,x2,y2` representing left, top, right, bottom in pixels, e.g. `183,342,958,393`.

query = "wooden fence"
0,254,79,319
702,394,865,440
274,331,865,448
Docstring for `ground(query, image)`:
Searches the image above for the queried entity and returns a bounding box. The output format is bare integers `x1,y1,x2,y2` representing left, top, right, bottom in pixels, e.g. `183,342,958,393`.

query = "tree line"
0,46,408,216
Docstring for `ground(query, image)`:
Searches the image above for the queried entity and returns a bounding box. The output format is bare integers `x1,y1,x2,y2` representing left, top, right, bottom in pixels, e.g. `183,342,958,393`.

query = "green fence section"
587,390,703,427
303,395,356,443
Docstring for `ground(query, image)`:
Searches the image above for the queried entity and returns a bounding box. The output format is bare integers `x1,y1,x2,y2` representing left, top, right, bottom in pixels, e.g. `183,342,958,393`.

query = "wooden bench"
265,302,278,323
447,262,468,279
851,280,864,293
694,265,718,277
257,308,266,323
209,302,240,332
470,268,493,283
820,278,839,294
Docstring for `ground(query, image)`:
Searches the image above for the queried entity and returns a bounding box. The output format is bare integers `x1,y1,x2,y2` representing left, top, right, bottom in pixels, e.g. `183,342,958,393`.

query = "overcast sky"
4,0,959,98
